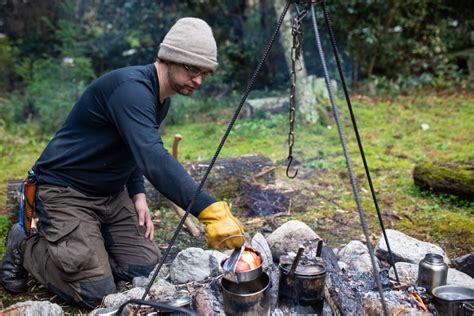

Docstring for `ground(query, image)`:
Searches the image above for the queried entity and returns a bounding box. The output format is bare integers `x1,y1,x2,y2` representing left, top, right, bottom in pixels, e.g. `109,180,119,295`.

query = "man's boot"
0,223,28,293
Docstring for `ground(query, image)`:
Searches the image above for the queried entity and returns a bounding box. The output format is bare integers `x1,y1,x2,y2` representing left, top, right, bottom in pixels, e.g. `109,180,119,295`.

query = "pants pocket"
43,219,104,280
37,185,70,204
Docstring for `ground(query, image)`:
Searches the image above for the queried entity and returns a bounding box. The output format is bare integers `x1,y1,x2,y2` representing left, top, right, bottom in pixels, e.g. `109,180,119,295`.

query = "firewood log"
413,161,474,200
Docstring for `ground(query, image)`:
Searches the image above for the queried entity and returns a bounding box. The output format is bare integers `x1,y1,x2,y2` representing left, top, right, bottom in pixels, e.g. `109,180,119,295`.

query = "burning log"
321,246,365,315
192,280,225,315
193,288,217,315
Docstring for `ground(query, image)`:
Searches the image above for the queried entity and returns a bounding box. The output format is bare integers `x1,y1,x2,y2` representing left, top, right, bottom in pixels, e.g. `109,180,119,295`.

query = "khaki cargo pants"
23,184,160,308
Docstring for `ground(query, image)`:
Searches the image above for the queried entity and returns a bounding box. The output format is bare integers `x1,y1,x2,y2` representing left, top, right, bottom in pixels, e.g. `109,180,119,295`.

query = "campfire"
5,220,471,315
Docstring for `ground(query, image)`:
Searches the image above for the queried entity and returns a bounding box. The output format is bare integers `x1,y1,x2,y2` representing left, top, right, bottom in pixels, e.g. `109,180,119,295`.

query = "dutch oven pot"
432,285,474,316
279,261,326,304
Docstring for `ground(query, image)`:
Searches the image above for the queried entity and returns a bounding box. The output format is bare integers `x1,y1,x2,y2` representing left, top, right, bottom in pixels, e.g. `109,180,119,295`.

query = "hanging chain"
286,6,308,178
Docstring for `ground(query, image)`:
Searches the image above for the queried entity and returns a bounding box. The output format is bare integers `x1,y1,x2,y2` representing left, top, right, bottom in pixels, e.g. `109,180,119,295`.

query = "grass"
0,89,472,312
159,91,473,256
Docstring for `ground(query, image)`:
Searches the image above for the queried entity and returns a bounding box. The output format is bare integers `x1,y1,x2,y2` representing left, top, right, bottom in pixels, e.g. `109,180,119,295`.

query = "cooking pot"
432,285,474,316
221,271,271,316
221,255,263,283
278,260,326,304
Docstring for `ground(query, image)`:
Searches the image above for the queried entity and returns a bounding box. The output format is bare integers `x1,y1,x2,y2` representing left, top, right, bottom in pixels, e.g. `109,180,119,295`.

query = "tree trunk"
273,0,321,123
413,161,474,200
367,1,399,77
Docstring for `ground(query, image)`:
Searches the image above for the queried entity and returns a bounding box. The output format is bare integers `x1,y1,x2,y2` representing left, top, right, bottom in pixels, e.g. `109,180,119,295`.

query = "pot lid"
280,262,326,276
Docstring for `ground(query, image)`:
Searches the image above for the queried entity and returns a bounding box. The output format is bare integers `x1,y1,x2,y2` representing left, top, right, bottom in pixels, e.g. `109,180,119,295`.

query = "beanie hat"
158,17,218,71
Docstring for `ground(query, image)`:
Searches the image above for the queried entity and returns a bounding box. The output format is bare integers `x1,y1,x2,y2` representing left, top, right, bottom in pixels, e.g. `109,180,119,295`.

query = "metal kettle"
417,253,448,293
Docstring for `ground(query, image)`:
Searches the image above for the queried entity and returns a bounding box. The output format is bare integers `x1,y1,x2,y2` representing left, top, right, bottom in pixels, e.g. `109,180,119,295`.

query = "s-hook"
286,156,298,178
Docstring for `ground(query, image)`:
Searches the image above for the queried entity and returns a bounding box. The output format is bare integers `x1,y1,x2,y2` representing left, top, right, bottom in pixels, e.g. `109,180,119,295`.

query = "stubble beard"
167,66,195,96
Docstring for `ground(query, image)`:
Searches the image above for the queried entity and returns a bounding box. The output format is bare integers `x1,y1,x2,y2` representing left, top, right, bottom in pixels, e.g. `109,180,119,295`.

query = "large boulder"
266,220,321,261
388,262,474,288
375,229,450,265
338,240,380,274
169,247,227,284
453,253,474,278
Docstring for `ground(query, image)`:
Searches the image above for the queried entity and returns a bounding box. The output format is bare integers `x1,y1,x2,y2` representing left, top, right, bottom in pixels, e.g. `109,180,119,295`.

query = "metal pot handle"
462,302,474,316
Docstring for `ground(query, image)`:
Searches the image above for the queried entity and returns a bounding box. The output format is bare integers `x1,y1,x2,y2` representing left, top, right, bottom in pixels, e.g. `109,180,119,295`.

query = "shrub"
13,56,94,133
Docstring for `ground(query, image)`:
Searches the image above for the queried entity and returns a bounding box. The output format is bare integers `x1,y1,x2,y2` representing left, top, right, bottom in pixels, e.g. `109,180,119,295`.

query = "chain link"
286,7,308,178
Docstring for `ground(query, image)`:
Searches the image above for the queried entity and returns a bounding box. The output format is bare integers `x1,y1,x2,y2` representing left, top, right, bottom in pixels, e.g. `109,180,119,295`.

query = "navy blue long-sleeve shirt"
33,63,216,216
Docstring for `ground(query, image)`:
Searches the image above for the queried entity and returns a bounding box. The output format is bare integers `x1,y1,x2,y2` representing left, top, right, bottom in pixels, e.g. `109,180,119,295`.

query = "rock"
102,288,145,314
375,229,450,265
149,279,176,301
447,268,474,288
453,253,474,278
352,253,379,275
126,287,146,300
388,262,474,288
338,241,380,274
389,262,418,285
266,220,321,261
252,232,273,267
132,263,170,288
104,292,128,308
170,247,227,284
132,276,150,288
204,250,228,275
339,240,370,258
89,307,118,316
338,261,349,271
0,300,64,316
148,263,170,280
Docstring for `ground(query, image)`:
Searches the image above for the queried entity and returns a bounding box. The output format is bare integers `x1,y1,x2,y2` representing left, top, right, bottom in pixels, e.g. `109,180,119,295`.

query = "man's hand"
198,201,245,250
133,193,154,241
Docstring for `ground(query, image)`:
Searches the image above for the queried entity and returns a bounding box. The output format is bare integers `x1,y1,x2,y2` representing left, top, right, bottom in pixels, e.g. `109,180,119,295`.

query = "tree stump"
413,161,474,200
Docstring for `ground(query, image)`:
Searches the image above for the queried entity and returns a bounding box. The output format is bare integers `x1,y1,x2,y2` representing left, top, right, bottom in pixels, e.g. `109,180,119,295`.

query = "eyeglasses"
182,64,212,80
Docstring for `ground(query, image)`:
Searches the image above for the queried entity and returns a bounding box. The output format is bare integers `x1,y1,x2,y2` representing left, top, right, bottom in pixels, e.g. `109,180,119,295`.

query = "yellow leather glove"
198,201,245,250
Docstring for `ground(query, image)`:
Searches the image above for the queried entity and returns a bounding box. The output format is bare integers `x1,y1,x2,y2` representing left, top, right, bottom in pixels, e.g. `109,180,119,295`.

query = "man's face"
167,63,212,96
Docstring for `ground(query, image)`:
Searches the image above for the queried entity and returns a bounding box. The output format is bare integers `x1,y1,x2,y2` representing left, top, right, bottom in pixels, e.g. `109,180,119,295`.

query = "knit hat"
158,17,218,71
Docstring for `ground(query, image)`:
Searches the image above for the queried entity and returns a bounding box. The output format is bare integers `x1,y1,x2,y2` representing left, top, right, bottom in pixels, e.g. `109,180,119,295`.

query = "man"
0,17,245,308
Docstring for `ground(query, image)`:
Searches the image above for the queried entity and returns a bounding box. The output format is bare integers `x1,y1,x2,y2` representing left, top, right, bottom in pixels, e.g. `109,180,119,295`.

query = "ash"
245,184,290,216
363,285,439,314
348,269,393,293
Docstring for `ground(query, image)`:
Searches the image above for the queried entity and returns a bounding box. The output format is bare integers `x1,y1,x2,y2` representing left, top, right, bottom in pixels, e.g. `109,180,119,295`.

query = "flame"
409,291,428,312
